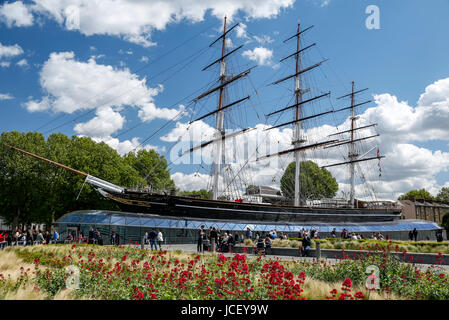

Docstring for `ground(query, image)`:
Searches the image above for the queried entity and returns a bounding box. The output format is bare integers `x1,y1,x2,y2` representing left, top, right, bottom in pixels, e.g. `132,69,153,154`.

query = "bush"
243,239,254,246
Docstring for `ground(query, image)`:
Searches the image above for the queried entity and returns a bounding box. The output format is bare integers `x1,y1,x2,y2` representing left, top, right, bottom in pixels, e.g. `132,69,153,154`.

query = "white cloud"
242,47,273,66
0,93,14,100
140,56,149,63
31,0,294,46
320,0,331,7
166,76,449,201
235,22,249,39
16,58,28,67
74,106,125,138
171,172,211,191
24,51,184,156
0,42,23,58
24,51,179,120
0,1,33,27
0,61,11,68
253,34,274,44
92,136,165,156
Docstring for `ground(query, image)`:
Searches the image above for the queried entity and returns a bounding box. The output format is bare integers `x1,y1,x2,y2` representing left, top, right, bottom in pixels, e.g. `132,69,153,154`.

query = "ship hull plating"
104,190,402,223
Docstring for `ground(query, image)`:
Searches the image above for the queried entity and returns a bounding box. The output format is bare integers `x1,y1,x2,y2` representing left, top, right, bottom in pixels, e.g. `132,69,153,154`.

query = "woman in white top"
157,229,163,250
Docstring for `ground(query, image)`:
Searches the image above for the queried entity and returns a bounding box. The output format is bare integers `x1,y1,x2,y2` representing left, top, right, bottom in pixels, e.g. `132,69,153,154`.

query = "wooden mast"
294,22,303,207
212,16,227,200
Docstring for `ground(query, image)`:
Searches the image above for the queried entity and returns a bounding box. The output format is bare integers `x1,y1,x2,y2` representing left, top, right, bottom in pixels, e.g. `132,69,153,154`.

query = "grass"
242,238,449,254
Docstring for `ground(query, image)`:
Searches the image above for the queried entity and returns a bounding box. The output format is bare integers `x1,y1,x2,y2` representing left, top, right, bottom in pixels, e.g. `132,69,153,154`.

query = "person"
255,232,260,241
256,234,265,254
210,227,218,252
408,230,414,241
197,225,205,253
88,227,95,244
228,233,235,252
79,231,85,243
331,228,337,238
301,233,311,257
52,229,59,244
220,233,229,252
157,229,163,250
96,229,103,245
264,234,272,255
143,232,149,245
246,227,252,240
149,229,158,250
0,232,6,249
36,230,44,244
234,232,239,244
110,229,119,245
44,231,51,244
412,228,418,242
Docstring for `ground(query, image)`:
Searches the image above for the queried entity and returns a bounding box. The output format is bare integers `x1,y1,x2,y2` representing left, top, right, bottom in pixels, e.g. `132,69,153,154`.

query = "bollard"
315,241,321,259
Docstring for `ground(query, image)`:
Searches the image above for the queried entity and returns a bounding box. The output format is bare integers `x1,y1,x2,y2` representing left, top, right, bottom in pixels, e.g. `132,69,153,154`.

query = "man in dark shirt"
197,225,205,253
88,227,95,244
149,229,158,250
301,234,311,257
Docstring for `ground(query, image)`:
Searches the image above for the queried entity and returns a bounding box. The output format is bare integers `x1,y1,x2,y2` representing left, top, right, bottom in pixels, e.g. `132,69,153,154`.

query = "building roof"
55,210,442,233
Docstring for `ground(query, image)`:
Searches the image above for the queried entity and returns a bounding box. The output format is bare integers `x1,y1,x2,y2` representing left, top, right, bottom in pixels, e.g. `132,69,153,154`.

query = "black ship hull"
101,190,402,223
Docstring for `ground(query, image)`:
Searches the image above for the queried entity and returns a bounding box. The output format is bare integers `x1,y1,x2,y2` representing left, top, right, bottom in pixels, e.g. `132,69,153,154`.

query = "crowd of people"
0,228,60,247
197,225,244,253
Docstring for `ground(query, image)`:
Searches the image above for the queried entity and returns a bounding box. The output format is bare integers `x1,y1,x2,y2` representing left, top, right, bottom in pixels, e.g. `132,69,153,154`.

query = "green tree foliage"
398,189,435,201
178,189,212,199
436,187,449,202
0,131,172,227
124,149,174,191
441,212,449,233
280,161,338,203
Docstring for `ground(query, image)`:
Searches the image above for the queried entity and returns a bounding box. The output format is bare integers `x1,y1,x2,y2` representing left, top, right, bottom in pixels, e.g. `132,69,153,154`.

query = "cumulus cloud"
171,172,211,191
26,51,182,155
166,76,449,200
0,1,33,27
0,93,14,100
29,0,294,46
0,42,23,58
16,58,28,67
24,51,176,116
242,47,273,66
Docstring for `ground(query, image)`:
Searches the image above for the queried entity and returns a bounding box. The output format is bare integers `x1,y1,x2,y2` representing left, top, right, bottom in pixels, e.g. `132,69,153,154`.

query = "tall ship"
6,18,402,224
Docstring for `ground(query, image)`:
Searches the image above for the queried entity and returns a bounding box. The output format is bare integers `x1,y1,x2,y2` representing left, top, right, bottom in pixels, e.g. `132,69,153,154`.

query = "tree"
441,212,449,234
437,187,449,202
178,189,212,199
398,189,435,201
124,149,175,192
0,131,165,228
280,160,338,203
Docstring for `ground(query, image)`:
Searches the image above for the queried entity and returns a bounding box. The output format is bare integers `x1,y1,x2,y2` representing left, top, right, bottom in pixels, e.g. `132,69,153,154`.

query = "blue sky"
1,0,449,199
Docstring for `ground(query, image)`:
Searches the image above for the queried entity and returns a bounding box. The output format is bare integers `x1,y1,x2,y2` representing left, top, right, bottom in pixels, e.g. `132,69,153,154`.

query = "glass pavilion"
55,210,442,245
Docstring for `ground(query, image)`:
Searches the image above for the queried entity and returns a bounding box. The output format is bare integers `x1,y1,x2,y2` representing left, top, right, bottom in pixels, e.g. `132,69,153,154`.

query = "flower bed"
0,244,448,300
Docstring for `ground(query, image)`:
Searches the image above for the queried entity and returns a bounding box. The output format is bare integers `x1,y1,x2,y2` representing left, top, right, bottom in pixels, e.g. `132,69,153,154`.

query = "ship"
5,17,402,224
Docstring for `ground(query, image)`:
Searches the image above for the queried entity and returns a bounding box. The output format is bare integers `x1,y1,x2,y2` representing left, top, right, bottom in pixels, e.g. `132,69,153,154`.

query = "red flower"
354,291,364,299
342,278,352,289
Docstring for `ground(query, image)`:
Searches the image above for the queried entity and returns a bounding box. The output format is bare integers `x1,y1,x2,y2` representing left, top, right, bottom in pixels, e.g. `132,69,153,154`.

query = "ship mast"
212,16,227,200
189,17,255,201
324,81,383,208
293,23,304,206
349,81,356,207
